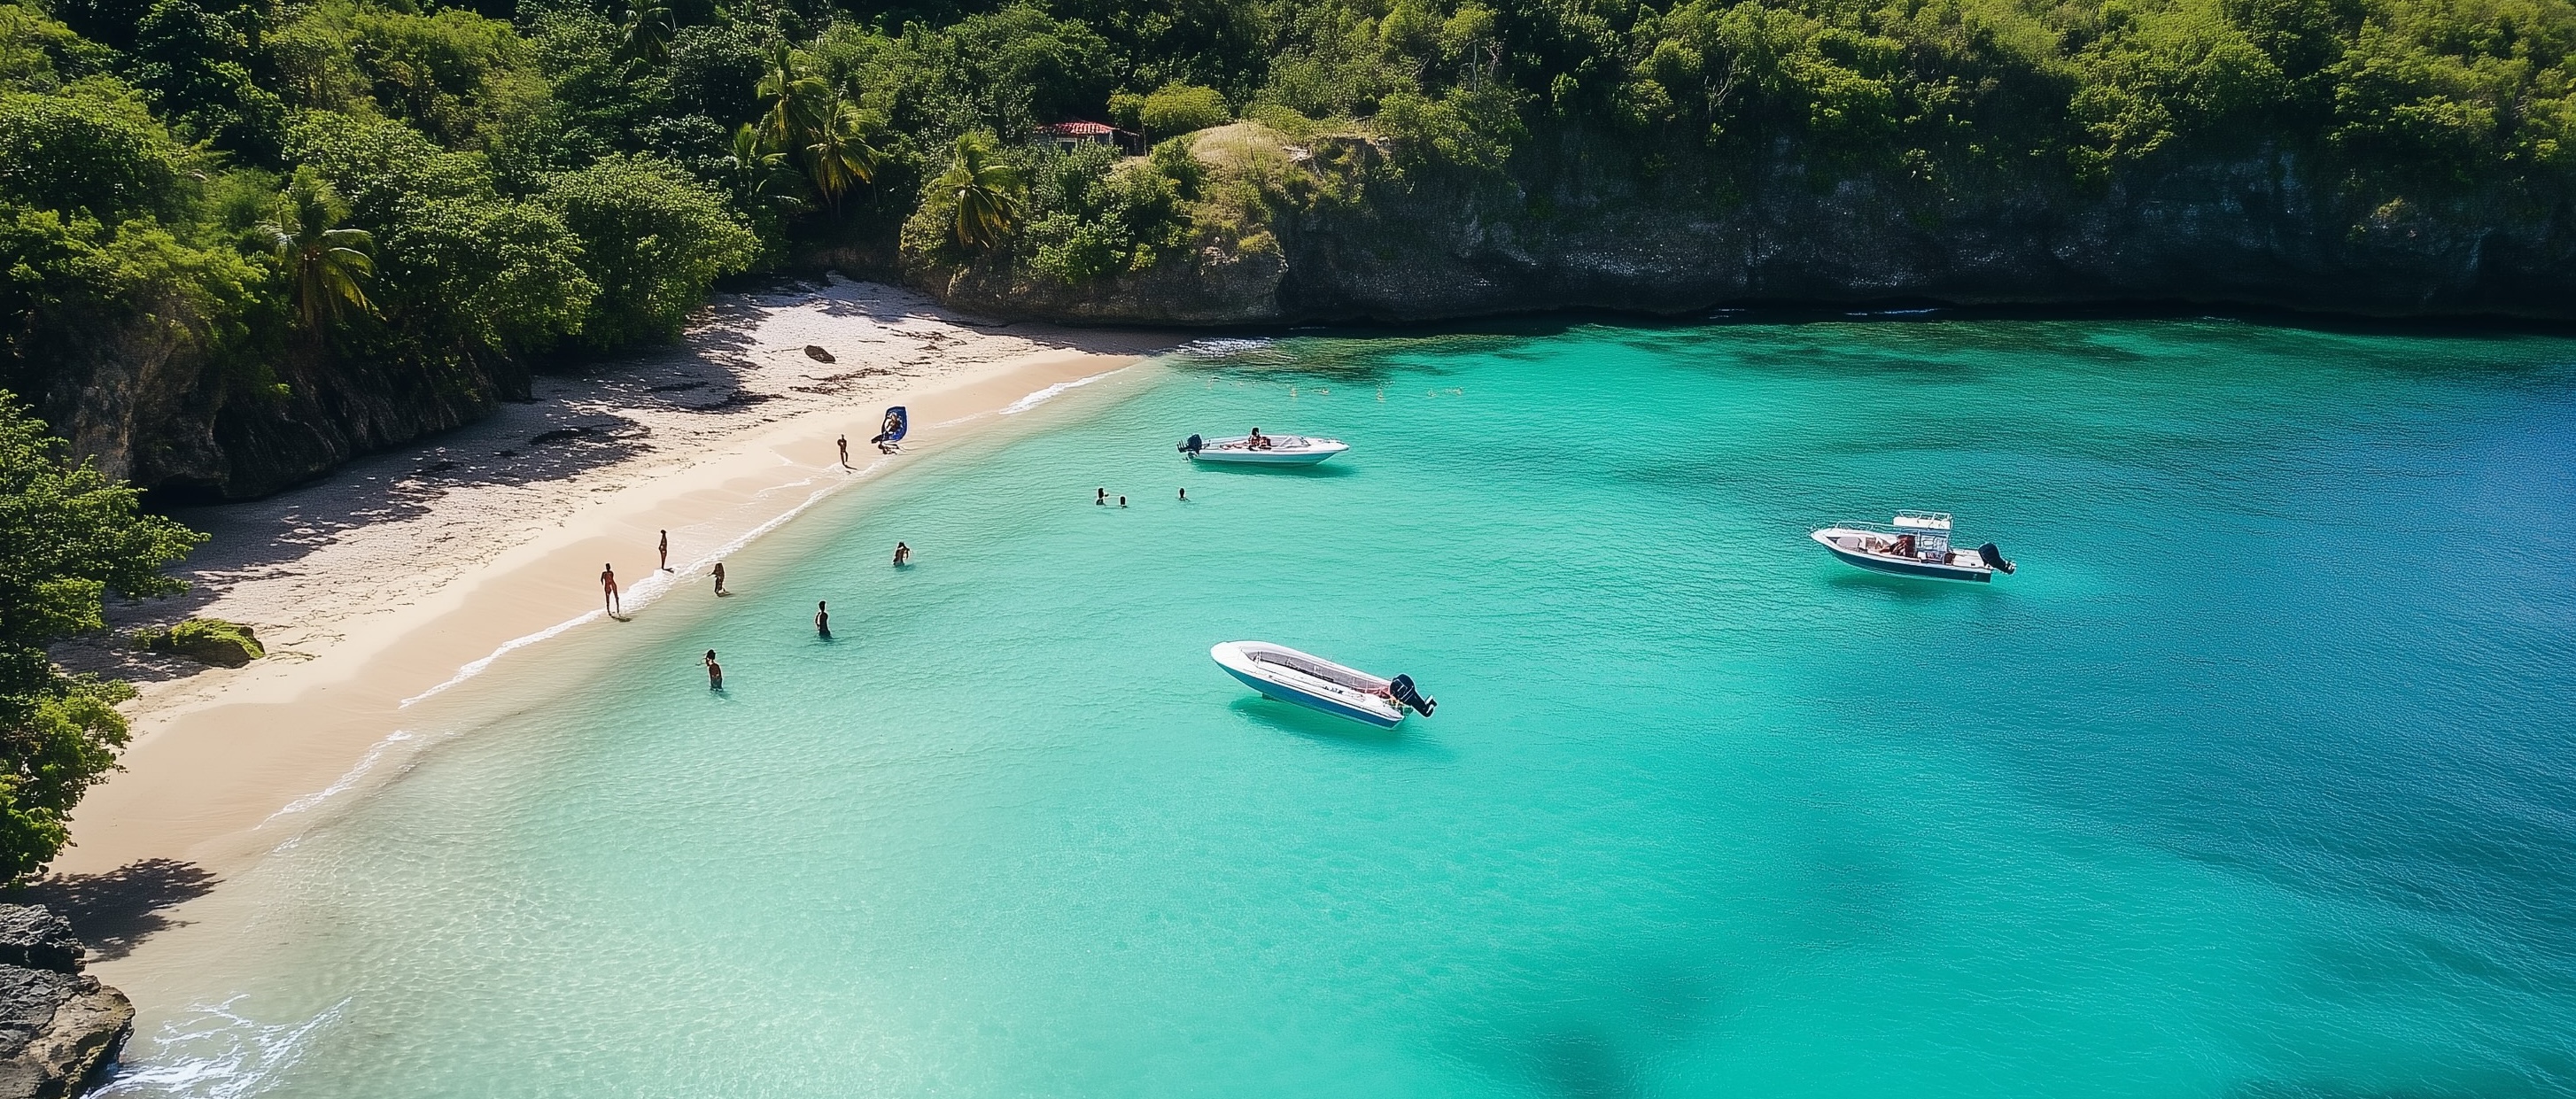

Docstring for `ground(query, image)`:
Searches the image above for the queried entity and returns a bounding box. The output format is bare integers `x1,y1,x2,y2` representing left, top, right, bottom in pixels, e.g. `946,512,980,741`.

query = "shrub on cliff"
0,393,203,882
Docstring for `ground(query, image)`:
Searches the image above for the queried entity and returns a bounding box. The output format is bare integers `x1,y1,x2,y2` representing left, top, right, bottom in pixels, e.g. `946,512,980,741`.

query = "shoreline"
46,277,1177,967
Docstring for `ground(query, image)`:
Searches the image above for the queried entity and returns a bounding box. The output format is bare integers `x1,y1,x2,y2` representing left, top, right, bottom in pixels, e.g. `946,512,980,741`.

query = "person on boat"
1889,534,1915,558
815,601,831,639
1247,428,1269,450
892,541,912,567
704,649,724,690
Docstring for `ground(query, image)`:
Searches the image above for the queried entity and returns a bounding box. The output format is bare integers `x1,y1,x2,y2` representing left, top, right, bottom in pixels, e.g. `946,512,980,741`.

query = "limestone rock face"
0,907,132,1099
917,134,2576,326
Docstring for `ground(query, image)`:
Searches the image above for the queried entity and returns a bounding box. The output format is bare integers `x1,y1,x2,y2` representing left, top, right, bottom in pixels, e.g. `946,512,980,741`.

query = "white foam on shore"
94,996,345,1099
258,731,418,826
1000,366,1125,414
397,455,896,710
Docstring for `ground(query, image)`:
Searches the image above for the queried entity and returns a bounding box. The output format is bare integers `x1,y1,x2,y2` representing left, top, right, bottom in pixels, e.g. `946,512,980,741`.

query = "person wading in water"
601,564,622,616
703,649,723,690
712,561,728,596
892,542,912,567
815,601,831,639
657,530,670,571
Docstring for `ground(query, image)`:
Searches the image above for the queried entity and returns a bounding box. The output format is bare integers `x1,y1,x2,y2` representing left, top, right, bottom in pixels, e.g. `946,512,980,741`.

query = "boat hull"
1812,529,1995,582
1187,436,1348,467
1217,664,1404,727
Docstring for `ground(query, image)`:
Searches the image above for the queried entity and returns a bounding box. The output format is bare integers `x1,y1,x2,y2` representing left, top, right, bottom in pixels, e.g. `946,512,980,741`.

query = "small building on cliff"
1033,120,1141,154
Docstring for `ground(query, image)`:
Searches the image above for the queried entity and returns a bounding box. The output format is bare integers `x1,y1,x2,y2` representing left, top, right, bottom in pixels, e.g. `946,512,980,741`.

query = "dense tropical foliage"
6,0,2576,389
0,396,202,881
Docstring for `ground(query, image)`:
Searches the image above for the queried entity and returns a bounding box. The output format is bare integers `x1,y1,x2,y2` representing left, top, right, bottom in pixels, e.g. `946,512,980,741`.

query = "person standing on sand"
658,530,670,571
892,542,912,567
601,564,622,615
712,561,728,596
837,435,850,468
815,601,831,638
704,649,723,690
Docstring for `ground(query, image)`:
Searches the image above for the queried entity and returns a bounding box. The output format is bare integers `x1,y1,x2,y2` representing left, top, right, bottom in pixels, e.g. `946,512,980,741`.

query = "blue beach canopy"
871,406,907,445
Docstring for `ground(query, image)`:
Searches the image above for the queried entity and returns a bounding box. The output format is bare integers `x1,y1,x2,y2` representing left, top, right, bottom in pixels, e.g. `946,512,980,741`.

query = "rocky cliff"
10,301,526,501
921,125,2576,326
0,907,130,1099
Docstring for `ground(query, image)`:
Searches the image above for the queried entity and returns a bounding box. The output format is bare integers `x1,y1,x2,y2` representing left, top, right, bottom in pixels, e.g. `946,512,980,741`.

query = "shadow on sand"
19,858,222,962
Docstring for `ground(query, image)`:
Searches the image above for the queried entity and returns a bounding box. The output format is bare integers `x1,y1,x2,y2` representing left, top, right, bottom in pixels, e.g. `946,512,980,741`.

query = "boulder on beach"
803,344,835,363
0,905,131,1099
135,619,264,668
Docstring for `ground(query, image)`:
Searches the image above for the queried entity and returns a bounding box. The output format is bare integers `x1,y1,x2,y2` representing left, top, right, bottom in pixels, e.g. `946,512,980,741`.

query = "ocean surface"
105,318,2576,1097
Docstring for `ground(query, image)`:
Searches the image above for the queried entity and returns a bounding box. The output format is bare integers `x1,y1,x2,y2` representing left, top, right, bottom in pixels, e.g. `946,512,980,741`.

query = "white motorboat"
1210,641,1434,728
1177,432,1348,466
1811,511,2016,583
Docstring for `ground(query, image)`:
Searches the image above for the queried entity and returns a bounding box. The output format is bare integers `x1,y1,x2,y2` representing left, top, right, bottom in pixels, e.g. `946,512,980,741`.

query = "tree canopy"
0,393,203,881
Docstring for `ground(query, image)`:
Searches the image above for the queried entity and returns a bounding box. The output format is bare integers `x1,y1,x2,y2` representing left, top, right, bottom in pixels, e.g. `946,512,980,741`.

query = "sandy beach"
41,276,1175,951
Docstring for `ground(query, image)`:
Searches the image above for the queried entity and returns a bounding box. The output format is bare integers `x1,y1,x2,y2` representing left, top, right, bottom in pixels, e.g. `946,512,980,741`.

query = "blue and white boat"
1210,641,1434,728
1811,511,2015,582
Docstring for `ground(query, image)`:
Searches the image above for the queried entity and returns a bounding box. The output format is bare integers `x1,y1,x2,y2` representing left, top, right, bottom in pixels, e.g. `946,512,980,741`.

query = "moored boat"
1210,641,1434,727
1178,431,1349,466
1811,511,2015,582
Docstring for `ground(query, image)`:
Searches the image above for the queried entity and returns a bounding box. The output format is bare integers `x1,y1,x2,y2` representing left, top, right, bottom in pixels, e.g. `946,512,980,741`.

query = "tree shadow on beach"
19,858,222,962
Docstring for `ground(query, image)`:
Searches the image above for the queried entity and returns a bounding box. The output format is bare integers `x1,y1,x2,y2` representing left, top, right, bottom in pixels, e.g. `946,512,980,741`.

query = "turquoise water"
111,319,2576,1097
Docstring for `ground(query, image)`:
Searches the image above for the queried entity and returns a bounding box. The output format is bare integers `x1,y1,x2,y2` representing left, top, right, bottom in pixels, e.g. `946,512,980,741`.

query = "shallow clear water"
113,319,2576,1097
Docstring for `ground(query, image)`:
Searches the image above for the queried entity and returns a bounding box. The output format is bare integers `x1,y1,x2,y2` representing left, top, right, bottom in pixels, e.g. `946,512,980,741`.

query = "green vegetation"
5,0,2573,385
134,616,264,666
0,396,203,881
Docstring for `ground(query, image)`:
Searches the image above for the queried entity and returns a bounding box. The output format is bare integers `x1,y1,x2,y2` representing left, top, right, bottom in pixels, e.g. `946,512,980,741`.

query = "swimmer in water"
1178,487,1187,501
704,649,723,690
711,561,728,596
1118,495,1126,507
601,563,622,615
1096,487,1107,506
892,541,912,567
815,601,831,638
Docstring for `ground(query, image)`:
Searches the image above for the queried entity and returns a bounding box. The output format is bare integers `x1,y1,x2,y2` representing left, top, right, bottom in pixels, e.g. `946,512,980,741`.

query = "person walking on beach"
815,601,831,638
711,561,728,596
704,649,723,690
657,530,670,571
601,563,622,616
837,435,850,468
892,542,912,567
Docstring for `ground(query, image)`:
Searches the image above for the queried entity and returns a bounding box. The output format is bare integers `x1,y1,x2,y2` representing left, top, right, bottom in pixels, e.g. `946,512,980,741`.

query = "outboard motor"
1977,542,2015,574
1179,433,1203,456
1387,674,1436,717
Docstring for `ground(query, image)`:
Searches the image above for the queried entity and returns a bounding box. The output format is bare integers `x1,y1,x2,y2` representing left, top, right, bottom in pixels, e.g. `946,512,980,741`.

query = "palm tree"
254,170,376,335
935,133,1023,251
803,90,879,218
724,122,805,215
616,0,674,66
753,42,826,155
